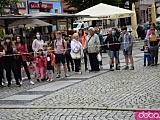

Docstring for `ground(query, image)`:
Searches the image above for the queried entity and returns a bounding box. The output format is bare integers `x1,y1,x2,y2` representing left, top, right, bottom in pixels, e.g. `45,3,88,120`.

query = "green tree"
0,0,19,15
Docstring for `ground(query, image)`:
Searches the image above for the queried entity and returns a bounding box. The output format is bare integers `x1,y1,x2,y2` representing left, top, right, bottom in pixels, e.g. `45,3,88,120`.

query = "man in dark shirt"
105,28,120,71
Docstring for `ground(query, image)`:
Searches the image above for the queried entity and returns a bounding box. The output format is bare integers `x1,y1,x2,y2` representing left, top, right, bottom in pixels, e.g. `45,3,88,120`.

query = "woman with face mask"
15,35,34,85
3,35,21,87
32,32,44,56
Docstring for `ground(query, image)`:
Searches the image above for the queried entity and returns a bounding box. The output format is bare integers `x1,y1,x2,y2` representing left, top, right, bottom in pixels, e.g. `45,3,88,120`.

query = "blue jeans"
144,54,150,65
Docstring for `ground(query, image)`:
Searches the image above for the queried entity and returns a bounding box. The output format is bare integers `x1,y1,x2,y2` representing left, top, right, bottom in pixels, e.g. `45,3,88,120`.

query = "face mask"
112,31,116,35
6,39,10,43
36,35,40,38
56,36,59,39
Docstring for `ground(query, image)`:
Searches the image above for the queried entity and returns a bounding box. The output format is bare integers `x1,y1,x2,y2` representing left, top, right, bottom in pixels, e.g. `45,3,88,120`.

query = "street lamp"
39,0,42,12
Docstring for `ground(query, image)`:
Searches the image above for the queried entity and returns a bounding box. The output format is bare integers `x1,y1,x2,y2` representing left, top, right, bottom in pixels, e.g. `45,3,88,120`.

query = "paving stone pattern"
0,41,159,120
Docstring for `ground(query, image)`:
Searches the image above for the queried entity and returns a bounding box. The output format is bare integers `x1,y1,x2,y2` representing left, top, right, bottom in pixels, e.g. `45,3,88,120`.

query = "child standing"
46,47,55,81
65,37,74,72
34,49,46,82
139,40,150,66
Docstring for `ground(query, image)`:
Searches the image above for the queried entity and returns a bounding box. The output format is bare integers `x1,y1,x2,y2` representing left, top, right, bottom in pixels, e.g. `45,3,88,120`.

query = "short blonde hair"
72,33,79,39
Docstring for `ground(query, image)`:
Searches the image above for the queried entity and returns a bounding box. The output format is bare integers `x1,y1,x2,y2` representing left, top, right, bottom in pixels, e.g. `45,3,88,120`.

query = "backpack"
54,39,65,49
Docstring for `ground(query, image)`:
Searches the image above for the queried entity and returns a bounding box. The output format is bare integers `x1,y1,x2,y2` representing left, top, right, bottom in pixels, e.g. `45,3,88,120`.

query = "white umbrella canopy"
8,18,52,28
131,3,138,38
76,3,134,19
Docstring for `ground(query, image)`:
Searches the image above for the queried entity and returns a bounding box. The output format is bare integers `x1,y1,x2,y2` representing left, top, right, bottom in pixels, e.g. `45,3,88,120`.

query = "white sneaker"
20,81,23,85
65,74,70,77
29,81,34,85
79,71,82,74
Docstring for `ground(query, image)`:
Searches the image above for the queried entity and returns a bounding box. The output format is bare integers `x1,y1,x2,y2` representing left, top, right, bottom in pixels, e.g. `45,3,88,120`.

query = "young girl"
46,47,55,81
34,49,46,82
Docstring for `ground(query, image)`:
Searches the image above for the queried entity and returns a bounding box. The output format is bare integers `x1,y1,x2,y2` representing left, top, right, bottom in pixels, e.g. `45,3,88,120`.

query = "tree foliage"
63,0,140,12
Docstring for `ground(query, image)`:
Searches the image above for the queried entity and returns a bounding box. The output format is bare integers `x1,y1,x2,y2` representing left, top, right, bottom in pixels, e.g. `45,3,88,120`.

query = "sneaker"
122,66,129,70
20,81,23,85
56,74,60,78
100,65,103,70
65,74,70,77
109,68,114,71
16,82,21,87
29,81,34,85
37,79,40,82
144,64,146,66
79,71,82,74
0,84,6,87
130,65,134,70
50,79,53,81
116,67,120,70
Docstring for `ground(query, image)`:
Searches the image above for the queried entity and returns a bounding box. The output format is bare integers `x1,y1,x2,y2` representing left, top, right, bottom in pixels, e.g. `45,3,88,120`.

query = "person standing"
0,40,5,87
3,35,21,87
139,40,150,66
94,27,104,69
147,28,160,66
34,49,46,82
54,31,69,78
15,35,34,85
85,27,100,72
46,47,55,81
48,32,56,51
119,26,134,70
105,28,120,71
32,32,44,56
65,37,74,72
79,29,88,71
71,33,83,74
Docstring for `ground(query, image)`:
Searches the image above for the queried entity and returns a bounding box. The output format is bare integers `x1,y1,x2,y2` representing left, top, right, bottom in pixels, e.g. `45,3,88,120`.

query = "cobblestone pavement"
0,41,160,120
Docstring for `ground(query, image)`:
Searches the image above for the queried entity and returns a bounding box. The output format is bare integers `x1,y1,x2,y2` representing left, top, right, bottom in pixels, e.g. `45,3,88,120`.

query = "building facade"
4,0,62,14
136,0,159,23
28,0,61,14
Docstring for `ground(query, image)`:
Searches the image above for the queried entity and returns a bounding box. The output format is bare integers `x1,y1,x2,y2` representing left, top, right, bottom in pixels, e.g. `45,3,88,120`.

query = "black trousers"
4,56,19,85
83,51,88,69
16,56,31,80
0,58,4,85
74,59,81,72
66,54,74,71
88,53,100,71
150,46,159,65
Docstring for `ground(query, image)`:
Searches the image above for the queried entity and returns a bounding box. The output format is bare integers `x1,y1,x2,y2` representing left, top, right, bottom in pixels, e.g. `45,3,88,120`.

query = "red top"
16,43,28,61
34,55,46,68
81,33,87,47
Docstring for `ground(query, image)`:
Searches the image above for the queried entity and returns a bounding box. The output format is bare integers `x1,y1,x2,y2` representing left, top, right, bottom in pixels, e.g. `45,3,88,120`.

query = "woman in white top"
71,33,83,73
32,32,44,56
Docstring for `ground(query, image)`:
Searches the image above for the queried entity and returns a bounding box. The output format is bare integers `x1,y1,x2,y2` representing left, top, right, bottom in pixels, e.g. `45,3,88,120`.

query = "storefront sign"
29,2,53,9
5,2,26,9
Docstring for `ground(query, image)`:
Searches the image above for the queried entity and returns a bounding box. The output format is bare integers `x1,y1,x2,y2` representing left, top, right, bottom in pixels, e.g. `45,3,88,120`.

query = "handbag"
70,50,81,59
97,53,102,61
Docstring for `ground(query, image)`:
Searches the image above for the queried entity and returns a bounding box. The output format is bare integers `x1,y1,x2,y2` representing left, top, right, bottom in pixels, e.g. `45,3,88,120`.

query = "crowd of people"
0,23,160,88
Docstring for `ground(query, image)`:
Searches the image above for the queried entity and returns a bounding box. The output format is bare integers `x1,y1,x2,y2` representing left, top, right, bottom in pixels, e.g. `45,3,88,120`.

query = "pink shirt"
54,40,66,54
